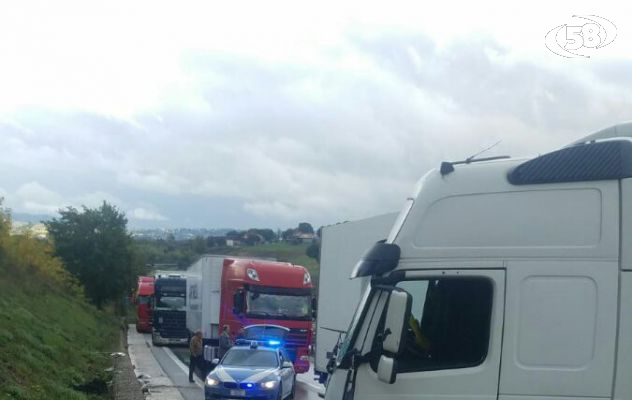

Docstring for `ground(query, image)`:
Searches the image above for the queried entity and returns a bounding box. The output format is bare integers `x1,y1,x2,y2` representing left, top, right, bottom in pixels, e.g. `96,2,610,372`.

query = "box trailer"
315,213,397,383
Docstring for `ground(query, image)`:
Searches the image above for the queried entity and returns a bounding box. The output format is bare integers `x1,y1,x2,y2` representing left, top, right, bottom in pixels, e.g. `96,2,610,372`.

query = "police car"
205,340,296,400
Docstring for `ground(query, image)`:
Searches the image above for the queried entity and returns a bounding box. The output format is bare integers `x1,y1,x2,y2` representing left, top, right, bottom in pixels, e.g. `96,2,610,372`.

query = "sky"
1,0,631,229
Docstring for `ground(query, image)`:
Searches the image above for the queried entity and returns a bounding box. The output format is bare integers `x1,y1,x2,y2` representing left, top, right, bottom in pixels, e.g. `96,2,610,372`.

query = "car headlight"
206,377,220,387
261,380,277,389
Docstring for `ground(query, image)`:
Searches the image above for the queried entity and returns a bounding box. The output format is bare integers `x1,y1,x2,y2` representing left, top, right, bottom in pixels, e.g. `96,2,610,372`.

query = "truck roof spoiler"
569,121,632,146
509,138,632,185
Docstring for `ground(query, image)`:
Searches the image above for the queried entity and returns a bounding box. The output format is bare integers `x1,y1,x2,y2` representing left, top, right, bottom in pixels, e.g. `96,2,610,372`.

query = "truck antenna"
440,140,508,176
465,139,502,163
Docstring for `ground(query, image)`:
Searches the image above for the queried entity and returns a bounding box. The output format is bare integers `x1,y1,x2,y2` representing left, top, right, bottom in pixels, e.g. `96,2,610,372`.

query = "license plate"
230,389,245,397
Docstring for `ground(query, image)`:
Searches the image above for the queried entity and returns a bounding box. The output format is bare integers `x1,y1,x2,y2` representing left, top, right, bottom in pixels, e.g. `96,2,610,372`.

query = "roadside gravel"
113,325,146,400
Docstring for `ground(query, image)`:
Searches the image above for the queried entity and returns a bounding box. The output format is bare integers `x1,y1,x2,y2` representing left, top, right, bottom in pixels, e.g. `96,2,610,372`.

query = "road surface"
131,329,324,400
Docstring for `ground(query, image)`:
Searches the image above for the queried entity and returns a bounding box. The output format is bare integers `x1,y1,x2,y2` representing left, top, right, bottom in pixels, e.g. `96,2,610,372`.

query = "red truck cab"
220,259,314,373
135,276,155,333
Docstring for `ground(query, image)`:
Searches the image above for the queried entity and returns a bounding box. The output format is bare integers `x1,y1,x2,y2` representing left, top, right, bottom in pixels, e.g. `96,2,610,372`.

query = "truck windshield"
246,291,311,319
155,295,185,311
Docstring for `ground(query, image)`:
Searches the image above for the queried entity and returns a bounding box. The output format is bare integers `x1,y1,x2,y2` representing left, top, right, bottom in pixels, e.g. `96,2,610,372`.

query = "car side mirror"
233,290,244,314
377,289,412,384
212,358,220,365
282,361,293,369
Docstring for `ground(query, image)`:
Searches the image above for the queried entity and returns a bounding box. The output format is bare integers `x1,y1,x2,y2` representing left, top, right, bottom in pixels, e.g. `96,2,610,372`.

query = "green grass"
207,242,320,288
0,265,118,400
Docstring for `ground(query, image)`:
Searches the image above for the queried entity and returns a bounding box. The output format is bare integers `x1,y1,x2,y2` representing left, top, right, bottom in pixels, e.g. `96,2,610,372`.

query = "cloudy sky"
1,0,631,229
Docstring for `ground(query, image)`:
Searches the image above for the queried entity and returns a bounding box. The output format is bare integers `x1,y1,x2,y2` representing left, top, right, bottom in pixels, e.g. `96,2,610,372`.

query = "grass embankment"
211,242,320,287
0,232,118,400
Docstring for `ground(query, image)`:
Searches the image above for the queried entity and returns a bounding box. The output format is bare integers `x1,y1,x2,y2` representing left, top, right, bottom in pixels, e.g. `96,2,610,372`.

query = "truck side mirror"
312,297,318,319
233,291,244,314
377,289,412,384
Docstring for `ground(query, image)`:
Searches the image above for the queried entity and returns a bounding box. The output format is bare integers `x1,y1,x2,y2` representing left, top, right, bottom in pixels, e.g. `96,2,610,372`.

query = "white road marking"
163,347,205,389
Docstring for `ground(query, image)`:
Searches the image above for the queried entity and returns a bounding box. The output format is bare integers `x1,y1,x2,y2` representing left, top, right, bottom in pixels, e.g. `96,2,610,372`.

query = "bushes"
0,203,118,399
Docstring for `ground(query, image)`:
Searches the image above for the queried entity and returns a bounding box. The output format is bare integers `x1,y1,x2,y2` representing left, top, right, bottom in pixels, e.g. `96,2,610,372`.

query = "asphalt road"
142,333,324,400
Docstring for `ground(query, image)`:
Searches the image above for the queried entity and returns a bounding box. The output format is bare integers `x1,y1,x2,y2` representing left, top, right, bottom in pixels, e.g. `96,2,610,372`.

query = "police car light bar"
234,339,283,348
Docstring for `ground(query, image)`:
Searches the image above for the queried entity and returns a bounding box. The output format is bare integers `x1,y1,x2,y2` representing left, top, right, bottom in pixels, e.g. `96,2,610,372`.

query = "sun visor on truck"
350,241,401,279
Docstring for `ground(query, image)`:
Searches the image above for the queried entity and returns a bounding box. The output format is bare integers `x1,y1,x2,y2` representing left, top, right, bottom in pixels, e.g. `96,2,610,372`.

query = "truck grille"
154,311,187,338
285,328,309,348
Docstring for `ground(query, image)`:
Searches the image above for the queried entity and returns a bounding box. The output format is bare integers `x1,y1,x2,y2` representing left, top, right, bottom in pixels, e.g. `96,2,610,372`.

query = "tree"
297,222,314,234
281,228,295,241
249,228,276,242
306,241,320,262
45,202,139,309
192,236,207,254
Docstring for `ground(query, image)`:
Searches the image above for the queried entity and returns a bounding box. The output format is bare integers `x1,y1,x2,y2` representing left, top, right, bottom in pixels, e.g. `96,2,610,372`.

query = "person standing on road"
218,325,232,359
189,330,203,383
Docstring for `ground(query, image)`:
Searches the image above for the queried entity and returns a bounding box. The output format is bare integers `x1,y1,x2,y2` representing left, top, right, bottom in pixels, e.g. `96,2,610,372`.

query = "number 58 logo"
545,15,617,58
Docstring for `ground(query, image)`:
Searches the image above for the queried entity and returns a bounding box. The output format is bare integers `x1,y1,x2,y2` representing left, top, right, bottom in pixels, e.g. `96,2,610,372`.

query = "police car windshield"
222,349,278,368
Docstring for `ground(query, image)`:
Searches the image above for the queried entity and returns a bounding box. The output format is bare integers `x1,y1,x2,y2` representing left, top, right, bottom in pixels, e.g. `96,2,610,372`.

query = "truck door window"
371,277,493,373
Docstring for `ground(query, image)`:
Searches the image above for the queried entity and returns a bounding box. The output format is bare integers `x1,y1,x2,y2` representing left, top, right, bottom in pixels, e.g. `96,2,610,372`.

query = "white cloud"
0,2,631,227
6,182,127,216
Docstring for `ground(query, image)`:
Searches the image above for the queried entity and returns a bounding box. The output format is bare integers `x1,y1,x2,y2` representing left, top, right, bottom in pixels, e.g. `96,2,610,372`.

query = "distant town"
11,217,319,246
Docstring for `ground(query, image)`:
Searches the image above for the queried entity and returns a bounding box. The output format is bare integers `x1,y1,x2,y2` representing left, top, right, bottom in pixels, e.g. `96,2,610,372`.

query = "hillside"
0,218,119,400
0,267,118,400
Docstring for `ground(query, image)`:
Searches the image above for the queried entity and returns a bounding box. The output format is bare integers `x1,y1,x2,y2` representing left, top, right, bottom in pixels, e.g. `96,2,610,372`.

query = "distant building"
11,222,48,239
226,238,244,247
294,232,316,243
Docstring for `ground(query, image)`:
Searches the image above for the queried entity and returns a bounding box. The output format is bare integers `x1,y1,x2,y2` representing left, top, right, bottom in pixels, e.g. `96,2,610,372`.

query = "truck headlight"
206,377,220,387
247,268,260,281
261,380,277,389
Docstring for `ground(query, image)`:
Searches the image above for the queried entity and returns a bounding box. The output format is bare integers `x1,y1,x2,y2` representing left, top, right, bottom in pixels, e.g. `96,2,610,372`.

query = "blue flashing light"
245,383,254,388
268,340,281,346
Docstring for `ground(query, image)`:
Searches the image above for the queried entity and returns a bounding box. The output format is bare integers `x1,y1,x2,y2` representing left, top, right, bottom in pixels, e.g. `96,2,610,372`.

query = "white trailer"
325,122,632,400
186,255,224,360
315,212,397,382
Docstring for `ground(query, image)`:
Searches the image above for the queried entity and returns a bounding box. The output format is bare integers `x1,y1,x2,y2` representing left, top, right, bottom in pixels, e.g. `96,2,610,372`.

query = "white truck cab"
325,122,632,400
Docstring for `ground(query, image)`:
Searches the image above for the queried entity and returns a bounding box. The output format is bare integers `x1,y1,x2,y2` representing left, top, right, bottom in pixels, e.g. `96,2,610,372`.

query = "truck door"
498,261,618,400
329,269,505,400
